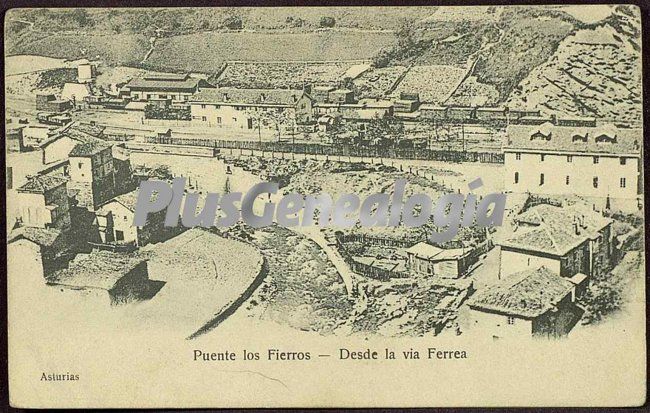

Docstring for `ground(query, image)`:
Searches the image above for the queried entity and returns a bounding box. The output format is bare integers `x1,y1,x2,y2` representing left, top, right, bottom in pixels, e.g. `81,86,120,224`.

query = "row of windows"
514,173,627,188
514,153,627,165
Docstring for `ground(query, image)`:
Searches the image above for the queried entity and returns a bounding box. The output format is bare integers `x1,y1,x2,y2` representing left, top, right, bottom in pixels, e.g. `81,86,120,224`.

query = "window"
593,177,599,188
201,116,207,122
540,154,545,162
201,104,206,109
567,155,573,163
507,316,516,325
514,172,519,184
566,175,570,185
515,153,521,160
115,230,124,241
620,158,627,165
593,156,599,164
78,162,83,169
620,178,626,188
540,173,545,186
217,117,222,124
232,117,237,123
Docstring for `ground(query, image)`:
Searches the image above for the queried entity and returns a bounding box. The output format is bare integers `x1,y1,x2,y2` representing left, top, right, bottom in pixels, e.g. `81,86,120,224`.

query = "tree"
223,15,243,30
365,115,405,149
245,108,294,142
319,16,336,28
396,18,416,50
71,9,93,28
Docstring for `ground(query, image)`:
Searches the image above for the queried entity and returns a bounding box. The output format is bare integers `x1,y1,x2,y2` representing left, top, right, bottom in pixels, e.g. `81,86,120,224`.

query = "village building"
190,87,314,130
77,62,96,83
393,92,420,113
466,266,583,339
8,227,72,280
419,104,449,121
121,73,211,106
328,88,355,104
504,123,642,211
6,124,26,152
47,250,154,305
16,174,71,232
35,93,72,112
311,85,336,103
498,203,612,291
314,98,394,125
95,189,168,247
67,141,116,210
405,242,479,278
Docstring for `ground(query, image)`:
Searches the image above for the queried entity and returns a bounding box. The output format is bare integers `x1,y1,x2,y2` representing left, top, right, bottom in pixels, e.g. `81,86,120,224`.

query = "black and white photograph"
4,4,646,408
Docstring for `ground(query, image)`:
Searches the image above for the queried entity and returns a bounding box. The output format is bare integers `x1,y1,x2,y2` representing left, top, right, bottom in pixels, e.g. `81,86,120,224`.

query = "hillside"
5,5,633,109
506,6,642,123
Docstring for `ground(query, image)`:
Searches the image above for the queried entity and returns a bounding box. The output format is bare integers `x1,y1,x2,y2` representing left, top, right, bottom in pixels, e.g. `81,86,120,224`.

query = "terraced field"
216,61,356,89
146,31,396,73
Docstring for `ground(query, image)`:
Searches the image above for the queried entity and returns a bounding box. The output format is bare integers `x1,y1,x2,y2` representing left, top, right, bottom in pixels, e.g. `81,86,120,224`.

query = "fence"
334,232,494,281
144,135,504,164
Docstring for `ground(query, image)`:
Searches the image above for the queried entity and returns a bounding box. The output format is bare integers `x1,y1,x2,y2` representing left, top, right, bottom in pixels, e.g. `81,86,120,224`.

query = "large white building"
190,87,313,131
503,123,642,210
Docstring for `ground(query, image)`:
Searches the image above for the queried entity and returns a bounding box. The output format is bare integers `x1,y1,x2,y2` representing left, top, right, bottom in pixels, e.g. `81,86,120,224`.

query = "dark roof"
143,73,190,81
8,227,64,248
68,140,111,157
498,204,612,256
505,123,641,155
125,74,202,92
18,174,68,193
50,250,146,290
467,266,575,318
192,87,306,106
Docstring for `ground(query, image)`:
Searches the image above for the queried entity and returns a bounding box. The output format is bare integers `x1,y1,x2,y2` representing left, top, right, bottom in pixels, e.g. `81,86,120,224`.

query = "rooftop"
125,74,204,91
405,242,468,260
50,250,146,290
99,188,159,214
466,266,575,318
8,226,65,248
68,140,111,157
18,174,68,193
505,123,641,155
192,87,306,106
499,203,612,256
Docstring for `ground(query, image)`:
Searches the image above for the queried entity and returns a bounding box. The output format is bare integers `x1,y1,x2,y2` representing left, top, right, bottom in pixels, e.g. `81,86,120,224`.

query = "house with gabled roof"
47,250,156,305
16,174,71,231
466,266,584,339
405,242,478,278
498,203,613,287
95,189,168,247
8,226,72,279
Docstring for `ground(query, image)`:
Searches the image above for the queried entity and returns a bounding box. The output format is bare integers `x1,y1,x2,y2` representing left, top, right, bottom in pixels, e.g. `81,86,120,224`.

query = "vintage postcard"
5,5,646,408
